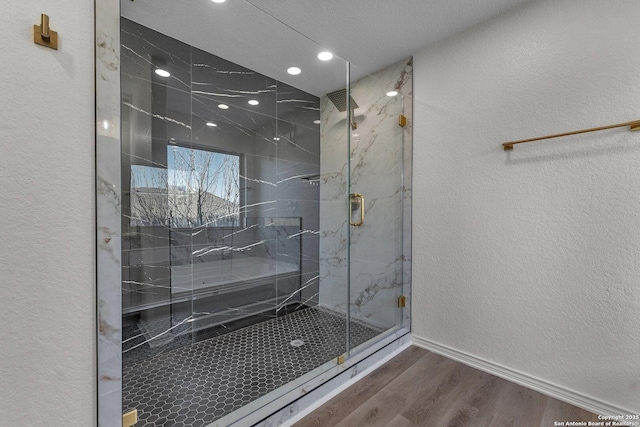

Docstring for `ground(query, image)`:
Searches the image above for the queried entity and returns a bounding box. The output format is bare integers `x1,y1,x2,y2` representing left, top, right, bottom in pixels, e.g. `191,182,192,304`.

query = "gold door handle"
349,193,365,227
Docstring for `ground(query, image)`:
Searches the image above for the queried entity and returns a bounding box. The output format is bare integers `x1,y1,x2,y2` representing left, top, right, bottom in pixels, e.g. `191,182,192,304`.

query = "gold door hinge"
398,295,406,308
123,409,138,427
337,354,345,365
399,115,407,127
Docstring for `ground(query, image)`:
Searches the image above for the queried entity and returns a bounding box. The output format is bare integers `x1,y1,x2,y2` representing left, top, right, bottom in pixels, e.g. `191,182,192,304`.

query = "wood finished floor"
294,346,599,427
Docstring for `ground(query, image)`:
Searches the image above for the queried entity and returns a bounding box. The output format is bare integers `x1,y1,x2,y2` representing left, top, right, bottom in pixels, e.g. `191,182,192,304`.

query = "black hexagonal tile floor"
123,307,382,426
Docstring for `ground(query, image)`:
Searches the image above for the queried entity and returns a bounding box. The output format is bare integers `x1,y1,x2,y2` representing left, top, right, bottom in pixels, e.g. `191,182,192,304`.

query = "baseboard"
412,335,635,417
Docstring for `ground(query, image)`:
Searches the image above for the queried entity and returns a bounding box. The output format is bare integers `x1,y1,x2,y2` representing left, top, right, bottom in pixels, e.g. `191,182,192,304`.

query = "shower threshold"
122,306,383,426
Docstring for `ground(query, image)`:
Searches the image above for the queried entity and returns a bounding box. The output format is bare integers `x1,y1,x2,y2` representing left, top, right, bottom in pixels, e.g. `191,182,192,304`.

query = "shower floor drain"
290,339,304,347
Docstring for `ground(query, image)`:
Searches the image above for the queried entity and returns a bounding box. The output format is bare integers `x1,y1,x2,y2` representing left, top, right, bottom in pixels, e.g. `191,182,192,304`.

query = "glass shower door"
347,61,411,352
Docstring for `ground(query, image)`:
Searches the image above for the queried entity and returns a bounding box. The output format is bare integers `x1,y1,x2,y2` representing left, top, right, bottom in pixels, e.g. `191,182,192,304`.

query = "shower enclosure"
96,0,412,425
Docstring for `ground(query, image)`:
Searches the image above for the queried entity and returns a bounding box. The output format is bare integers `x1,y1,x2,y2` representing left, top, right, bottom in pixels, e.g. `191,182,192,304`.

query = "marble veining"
97,1,123,426
122,101,192,129
97,30,119,78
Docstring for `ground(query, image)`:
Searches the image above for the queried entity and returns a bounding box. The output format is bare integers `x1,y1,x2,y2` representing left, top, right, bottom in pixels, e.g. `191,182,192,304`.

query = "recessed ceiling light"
102,120,110,130
206,122,217,127
248,99,259,106
386,90,398,97
287,67,302,76
218,104,229,109
155,68,171,78
352,133,359,137
317,51,333,61
211,0,226,3
313,120,321,124
273,137,280,141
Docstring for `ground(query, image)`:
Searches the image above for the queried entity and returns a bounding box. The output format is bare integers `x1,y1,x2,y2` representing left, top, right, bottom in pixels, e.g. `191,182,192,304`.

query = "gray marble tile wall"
319,58,413,331
120,18,321,330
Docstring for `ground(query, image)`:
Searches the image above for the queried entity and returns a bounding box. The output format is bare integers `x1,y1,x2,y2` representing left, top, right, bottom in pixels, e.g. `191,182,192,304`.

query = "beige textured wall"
413,0,640,414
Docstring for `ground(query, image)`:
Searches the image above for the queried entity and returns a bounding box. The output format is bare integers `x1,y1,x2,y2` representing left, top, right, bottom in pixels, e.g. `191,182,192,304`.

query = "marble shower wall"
120,18,321,328
319,58,413,330
97,0,123,424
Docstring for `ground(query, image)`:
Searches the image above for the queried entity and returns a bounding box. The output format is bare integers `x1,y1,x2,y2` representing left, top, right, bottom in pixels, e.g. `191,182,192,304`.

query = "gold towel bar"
503,119,640,151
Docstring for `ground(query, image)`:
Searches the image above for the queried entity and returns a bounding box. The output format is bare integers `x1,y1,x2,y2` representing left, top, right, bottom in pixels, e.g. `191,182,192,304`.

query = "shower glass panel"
320,60,413,354
119,2,355,424
347,61,412,350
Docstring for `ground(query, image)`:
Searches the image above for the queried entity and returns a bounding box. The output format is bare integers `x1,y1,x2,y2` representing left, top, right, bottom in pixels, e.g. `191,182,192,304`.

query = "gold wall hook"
40,14,50,39
34,14,58,50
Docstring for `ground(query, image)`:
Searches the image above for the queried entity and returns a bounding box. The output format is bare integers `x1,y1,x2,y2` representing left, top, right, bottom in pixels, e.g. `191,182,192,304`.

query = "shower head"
326,89,359,113
326,88,360,129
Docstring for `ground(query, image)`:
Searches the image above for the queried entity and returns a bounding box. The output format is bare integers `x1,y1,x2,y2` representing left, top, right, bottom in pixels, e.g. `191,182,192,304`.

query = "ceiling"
122,0,535,96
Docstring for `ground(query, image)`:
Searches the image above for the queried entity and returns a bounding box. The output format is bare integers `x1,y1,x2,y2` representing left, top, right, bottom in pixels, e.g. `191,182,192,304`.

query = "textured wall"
0,1,96,425
413,0,640,413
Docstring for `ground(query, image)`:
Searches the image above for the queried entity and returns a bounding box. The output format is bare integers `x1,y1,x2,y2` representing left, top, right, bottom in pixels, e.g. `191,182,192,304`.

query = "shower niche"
96,1,412,425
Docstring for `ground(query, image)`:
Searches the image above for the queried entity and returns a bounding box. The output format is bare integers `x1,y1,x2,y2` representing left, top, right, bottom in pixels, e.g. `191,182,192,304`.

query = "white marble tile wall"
319,58,413,329
96,0,123,426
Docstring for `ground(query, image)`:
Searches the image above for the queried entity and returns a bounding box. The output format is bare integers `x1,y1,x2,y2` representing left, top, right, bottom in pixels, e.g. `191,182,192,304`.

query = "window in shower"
130,146,240,228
